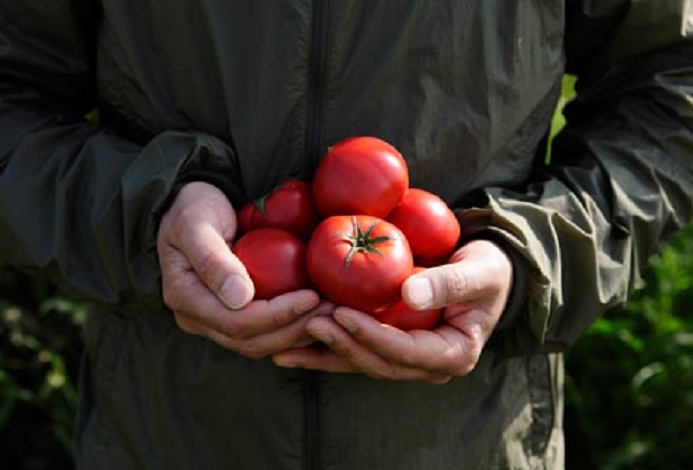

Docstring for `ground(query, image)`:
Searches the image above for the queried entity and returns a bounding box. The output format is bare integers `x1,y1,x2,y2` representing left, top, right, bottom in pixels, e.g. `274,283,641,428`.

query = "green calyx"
342,217,391,268
254,195,269,217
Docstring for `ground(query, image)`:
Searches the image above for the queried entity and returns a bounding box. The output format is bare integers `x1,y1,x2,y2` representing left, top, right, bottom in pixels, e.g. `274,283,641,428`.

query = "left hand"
272,239,514,384
157,182,327,358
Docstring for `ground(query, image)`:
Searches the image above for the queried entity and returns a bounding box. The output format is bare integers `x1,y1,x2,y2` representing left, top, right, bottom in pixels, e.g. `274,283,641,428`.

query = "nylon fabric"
1,1,691,468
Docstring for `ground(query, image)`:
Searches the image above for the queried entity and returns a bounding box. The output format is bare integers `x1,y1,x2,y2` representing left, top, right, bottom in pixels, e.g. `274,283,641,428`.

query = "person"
1,1,691,468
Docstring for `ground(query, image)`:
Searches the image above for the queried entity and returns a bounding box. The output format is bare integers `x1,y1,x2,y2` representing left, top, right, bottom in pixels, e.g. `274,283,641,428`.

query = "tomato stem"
342,217,391,268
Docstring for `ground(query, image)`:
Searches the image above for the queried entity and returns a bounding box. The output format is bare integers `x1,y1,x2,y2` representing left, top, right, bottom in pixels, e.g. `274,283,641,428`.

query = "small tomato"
238,179,320,241
386,188,460,266
233,228,308,299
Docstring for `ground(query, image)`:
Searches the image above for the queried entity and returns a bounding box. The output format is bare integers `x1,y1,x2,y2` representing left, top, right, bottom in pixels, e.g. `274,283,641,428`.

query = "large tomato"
307,215,414,313
237,179,320,241
233,228,308,299
386,188,461,266
371,268,442,331
312,136,409,218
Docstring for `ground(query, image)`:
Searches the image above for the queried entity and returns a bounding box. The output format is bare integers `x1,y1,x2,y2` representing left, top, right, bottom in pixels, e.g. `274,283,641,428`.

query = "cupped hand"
272,239,513,383
157,182,329,358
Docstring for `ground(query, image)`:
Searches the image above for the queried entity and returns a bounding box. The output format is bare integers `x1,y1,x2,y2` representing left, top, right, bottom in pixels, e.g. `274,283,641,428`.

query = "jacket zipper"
303,370,321,470
303,2,330,470
304,0,331,176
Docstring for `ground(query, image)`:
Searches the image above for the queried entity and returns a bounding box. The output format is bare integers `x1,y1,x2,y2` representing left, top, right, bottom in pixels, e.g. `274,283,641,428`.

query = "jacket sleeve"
0,1,243,312
466,1,693,354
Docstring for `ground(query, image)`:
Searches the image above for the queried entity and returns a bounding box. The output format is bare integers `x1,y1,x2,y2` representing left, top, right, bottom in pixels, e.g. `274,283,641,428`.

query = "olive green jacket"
1,1,692,469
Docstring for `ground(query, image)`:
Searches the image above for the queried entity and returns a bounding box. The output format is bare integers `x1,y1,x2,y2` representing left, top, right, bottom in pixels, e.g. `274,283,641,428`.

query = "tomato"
312,136,409,218
233,228,309,299
237,179,320,241
371,268,442,330
386,188,461,266
307,215,414,313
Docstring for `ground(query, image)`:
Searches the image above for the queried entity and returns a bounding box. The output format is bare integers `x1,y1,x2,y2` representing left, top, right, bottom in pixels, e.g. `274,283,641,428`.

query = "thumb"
402,240,514,311
401,264,471,310
160,182,255,310
185,223,255,309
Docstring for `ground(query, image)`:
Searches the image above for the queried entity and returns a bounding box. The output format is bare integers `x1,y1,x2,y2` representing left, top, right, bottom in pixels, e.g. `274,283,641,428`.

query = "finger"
274,345,358,373
161,248,231,321
175,286,321,340
203,304,332,358
332,308,481,377
287,314,458,381
275,343,454,384
273,342,451,384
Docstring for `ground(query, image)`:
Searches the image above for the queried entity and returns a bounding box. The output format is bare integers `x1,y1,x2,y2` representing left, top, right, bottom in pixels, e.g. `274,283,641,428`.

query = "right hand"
156,181,328,358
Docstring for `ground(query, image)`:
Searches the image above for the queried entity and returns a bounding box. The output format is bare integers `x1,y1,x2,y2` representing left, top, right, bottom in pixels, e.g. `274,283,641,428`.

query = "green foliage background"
565,224,693,469
0,76,692,468
0,271,84,468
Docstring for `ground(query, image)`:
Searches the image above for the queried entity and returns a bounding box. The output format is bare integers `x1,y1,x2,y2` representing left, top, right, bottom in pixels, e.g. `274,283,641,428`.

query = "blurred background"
1,76,691,469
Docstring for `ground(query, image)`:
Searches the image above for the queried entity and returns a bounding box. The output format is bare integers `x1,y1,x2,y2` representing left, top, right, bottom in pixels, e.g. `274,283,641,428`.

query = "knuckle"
162,278,188,313
161,207,194,243
219,321,246,339
454,362,476,377
174,314,198,335
170,204,199,231
162,272,195,312
162,286,178,311
195,250,222,286
451,348,482,377
157,213,176,241
269,307,294,330
443,268,469,304
397,348,421,369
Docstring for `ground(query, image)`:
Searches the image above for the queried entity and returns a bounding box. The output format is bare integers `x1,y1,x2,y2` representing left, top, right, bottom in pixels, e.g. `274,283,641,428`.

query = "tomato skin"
386,188,461,266
238,179,320,241
307,215,414,313
312,136,409,218
233,228,308,299
371,268,442,330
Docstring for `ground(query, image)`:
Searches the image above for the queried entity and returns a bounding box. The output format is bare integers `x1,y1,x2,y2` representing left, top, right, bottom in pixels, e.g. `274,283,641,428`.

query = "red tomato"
307,215,414,313
386,188,461,266
238,179,320,241
312,136,409,218
371,268,442,330
233,228,308,299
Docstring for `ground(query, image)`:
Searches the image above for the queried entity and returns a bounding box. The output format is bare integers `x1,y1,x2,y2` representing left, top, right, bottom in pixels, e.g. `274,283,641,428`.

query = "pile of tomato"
233,136,461,330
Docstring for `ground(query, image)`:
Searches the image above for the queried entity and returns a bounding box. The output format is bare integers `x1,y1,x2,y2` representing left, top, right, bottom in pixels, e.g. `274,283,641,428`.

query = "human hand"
272,239,513,383
157,182,328,358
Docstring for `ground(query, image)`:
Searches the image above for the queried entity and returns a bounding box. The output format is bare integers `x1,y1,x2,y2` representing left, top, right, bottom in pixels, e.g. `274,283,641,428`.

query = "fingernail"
334,313,357,333
220,274,253,309
406,276,434,309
